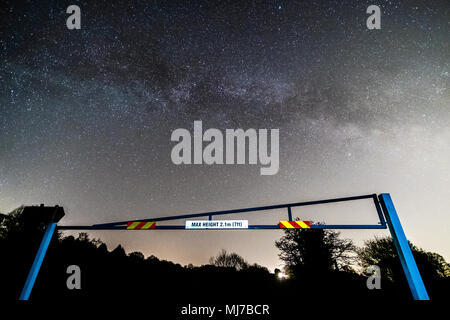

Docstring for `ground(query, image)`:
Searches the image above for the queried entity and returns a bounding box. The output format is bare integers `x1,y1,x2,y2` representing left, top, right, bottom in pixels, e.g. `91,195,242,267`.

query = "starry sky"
1,0,449,271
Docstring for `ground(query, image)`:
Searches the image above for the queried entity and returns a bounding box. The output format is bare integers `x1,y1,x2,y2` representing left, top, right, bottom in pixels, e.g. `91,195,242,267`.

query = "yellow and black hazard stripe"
126,221,156,230
279,221,311,229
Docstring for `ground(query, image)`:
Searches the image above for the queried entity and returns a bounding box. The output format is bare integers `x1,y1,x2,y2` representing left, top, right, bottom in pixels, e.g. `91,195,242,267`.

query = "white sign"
185,220,248,229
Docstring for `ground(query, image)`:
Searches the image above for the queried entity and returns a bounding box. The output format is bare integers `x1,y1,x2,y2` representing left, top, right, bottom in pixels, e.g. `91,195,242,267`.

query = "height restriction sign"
185,220,249,229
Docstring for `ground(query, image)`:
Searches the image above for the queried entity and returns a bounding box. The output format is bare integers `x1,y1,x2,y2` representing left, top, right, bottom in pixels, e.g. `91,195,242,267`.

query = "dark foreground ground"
3,234,446,303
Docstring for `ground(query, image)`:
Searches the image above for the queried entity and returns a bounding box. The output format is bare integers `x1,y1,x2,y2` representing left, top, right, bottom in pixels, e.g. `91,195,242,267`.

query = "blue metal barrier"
21,193,429,300
58,193,386,230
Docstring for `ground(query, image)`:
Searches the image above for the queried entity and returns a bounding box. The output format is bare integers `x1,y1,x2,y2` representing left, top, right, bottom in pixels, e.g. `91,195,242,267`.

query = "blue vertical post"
288,207,292,221
378,193,429,300
19,222,57,300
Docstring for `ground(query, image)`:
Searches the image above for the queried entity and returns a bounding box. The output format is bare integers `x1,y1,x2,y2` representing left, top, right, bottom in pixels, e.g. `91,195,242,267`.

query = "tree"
275,224,355,277
111,244,126,257
129,251,145,260
358,236,450,283
209,249,248,271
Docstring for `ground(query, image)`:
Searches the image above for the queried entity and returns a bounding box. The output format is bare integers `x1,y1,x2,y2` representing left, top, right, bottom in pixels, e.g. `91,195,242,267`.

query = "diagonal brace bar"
88,194,379,228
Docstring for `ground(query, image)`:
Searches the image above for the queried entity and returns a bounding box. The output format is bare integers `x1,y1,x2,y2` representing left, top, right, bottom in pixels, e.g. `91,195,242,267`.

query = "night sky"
1,0,449,271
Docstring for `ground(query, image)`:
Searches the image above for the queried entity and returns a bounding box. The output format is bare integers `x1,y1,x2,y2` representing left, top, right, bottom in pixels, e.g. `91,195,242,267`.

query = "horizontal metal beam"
57,224,386,231
70,194,380,228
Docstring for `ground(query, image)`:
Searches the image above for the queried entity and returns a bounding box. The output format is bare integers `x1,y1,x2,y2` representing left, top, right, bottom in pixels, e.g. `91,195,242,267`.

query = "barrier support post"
19,222,56,300
378,193,429,300
19,205,65,300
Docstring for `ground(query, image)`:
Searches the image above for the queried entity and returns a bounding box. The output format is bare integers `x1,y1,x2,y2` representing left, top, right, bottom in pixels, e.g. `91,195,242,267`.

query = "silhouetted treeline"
1,207,449,302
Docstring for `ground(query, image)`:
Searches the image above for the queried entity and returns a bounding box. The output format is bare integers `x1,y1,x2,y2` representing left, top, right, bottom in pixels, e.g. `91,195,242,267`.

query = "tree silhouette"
357,236,450,294
209,249,248,271
275,223,355,277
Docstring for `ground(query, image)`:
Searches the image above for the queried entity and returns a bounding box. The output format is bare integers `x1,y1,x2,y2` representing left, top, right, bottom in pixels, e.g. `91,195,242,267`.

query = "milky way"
1,0,449,271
